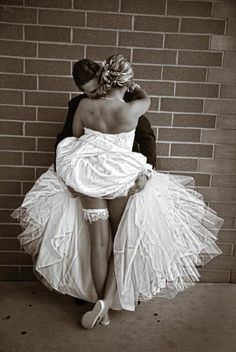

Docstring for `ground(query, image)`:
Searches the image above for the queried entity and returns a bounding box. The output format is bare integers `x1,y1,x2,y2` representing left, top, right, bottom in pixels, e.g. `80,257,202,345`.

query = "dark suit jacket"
54,93,157,170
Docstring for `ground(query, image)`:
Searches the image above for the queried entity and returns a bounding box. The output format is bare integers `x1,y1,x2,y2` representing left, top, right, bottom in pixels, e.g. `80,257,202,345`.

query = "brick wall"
0,0,236,283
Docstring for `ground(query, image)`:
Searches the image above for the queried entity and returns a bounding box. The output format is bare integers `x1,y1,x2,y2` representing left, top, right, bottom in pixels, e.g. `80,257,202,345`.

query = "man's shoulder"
68,94,87,108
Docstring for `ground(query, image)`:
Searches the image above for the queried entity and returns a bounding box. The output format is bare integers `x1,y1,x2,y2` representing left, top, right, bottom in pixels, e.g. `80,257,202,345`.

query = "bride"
12,54,223,330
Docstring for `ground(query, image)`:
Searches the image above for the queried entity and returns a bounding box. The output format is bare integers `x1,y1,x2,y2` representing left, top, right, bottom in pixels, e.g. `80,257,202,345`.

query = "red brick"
0,121,22,135
178,51,222,67
0,40,36,57
173,114,216,128
25,0,71,8
0,74,37,90
214,145,236,160
220,84,236,99
171,143,213,158
204,99,236,115
198,269,230,283
231,270,236,283
119,31,163,48
24,152,54,167
211,175,236,188
0,266,19,280
146,112,172,127
0,181,21,195
25,25,70,43
23,182,34,193
157,158,197,171
0,252,21,265
217,230,236,243
163,66,206,82
0,238,19,251
208,68,236,84
39,43,84,60
36,167,48,178
216,115,236,130
176,83,218,98
168,171,211,187
87,13,132,30
25,59,71,76
0,195,24,209
73,28,116,45
159,128,201,142
75,0,119,11
0,6,37,23
86,46,131,61
221,217,236,229
133,49,176,65
0,224,21,237
37,138,55,152
167,0,212,17
20,266,37,281
0,90,23,105
198,159,236,174
156,142,169,156
39,9,85,27
227,19,236,36
181,18,225,34
132,65,161,80
25,92,69,107
197,187,236,202
204,256,236,270
0,151,22,165
25,122,63,137
137,81,174,96
149,98,159,111
224,52,236,67
161,98,203,113
0,106,36,121
165,34,209,50
121,0,165,14
0,137,35,151
134,16,179,32
39,76,76,92
0,57,23,73
0,0,23,4
0,23,23,40
213,2,236,19
0,167,34,181
38,107,67,123
211,35,236,51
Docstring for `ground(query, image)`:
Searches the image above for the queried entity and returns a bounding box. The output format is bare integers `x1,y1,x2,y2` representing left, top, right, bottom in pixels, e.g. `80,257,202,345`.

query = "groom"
54,58,156,194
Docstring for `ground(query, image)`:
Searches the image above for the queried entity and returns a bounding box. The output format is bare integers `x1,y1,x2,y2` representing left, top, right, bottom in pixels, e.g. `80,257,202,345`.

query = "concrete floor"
0,282,235,352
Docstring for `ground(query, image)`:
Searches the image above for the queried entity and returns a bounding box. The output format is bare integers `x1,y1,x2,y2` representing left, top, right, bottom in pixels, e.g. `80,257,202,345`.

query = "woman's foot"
81,300,106,329
100,312,110,326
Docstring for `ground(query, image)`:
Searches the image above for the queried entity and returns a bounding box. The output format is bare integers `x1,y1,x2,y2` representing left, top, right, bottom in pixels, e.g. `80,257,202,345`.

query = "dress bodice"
84,127,135,151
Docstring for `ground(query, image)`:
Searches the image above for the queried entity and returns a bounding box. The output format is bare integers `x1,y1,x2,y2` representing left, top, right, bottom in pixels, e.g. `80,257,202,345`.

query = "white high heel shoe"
81,300,106,329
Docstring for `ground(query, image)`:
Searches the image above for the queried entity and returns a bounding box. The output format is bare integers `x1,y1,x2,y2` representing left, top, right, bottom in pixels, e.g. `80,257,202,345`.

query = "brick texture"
0,0,235,283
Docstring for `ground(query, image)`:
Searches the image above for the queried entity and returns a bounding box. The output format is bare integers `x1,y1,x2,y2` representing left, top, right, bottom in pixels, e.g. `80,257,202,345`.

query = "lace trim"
82,208,109,223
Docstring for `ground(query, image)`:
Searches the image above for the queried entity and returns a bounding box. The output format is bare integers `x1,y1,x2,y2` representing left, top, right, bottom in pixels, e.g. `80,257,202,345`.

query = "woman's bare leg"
79,194,110,299
102,195,130,313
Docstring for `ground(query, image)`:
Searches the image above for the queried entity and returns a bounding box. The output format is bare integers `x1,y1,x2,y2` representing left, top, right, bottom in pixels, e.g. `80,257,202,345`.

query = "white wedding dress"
12,127,223,311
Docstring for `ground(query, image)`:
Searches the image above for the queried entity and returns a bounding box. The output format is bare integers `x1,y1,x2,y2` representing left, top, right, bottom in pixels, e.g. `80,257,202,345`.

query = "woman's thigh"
107,195,130,237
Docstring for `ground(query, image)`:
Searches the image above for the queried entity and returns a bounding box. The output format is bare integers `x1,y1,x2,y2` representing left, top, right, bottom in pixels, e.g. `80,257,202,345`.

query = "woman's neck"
105,87,126,100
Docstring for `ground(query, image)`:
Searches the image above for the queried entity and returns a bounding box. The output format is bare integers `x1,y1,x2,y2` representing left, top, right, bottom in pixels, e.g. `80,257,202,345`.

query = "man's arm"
135,115,157,169
54,95,86,171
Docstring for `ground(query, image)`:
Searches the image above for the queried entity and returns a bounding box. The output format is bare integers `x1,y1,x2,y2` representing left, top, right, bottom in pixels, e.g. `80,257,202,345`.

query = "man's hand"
127,173,148,196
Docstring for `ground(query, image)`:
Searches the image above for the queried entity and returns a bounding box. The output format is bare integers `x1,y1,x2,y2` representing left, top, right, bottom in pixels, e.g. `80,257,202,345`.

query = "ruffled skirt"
12,166,223,311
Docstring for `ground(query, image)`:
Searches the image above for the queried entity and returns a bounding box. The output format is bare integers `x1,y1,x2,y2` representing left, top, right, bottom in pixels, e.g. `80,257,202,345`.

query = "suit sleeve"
135,115,157,169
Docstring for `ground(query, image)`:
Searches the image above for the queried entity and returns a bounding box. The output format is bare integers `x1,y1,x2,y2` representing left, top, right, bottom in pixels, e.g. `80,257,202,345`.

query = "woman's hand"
127,173,148,195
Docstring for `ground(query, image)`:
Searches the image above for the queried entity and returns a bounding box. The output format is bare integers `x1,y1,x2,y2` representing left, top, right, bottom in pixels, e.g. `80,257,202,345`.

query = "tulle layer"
114,173,223,310
12,167,223,311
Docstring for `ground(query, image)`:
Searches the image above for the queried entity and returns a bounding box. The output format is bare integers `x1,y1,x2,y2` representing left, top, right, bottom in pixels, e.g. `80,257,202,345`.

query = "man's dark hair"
72,59,100,90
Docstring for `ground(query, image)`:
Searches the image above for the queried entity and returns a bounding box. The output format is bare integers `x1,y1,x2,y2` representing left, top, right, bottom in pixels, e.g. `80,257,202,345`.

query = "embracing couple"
12,54,223,330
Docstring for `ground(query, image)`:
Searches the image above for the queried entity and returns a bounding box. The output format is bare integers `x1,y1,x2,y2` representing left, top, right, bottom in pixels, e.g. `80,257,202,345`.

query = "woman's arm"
120,85,150,121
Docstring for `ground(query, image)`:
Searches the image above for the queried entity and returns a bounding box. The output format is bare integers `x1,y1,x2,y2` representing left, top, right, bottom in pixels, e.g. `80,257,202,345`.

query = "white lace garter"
82,208,109,223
